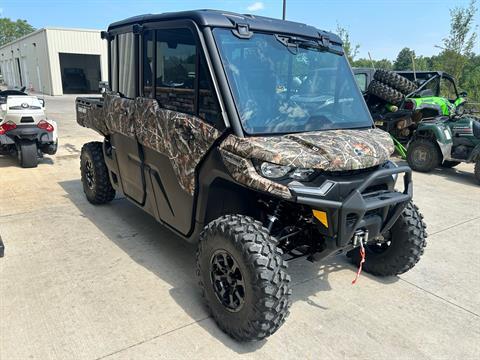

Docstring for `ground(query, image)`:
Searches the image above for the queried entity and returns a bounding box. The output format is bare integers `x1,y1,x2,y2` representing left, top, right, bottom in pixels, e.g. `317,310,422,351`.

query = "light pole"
282,0,286,20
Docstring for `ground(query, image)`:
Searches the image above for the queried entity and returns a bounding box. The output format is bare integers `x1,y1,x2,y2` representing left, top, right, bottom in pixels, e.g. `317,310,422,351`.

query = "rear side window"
155,28,196,114
143,30,154,97
110,36,118,92
118,32,136,98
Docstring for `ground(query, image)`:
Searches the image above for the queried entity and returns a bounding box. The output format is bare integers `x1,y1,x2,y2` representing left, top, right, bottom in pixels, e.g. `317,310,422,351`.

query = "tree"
435,0,478,80
442,0,477,56
336,24,360,63
0,18,35,47
394,48,416,70
352,58,393,70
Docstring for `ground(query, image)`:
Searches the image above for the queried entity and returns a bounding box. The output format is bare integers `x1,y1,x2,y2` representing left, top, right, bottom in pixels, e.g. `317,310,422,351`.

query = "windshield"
213,29,373,134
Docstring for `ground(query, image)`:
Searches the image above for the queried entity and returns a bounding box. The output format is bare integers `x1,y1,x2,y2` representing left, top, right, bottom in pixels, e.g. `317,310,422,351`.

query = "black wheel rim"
210,250,246,312
412,146,430,167
84,159,95,189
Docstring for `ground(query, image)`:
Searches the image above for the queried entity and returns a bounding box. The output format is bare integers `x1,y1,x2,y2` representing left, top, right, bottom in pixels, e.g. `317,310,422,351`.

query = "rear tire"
374,69,417,95
441,160,461,168
80,141,115,204
368,80,405,104
18,141,38,168
349,202,427,276
407,138,441,172
197,215,291,341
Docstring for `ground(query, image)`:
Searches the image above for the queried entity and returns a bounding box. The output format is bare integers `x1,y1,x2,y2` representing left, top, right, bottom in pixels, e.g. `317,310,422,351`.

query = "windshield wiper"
274,34,343,55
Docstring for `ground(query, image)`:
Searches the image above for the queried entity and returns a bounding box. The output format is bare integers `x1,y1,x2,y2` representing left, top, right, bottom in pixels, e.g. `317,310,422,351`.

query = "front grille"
321,165,380,177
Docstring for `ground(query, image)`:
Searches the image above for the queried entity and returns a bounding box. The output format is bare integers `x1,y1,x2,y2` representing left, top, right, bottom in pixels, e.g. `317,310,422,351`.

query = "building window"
155,28,196,114
118,32,136,98
143,30,154,97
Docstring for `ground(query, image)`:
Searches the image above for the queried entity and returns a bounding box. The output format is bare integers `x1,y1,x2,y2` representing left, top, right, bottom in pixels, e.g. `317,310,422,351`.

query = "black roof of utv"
108,9,342,44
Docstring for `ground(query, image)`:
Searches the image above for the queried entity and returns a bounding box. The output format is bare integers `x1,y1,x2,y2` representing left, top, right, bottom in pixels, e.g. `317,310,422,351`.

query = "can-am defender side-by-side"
76,10,427,341
0,88,58,167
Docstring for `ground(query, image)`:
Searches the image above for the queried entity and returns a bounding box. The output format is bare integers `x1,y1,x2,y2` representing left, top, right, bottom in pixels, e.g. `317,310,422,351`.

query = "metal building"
0,27,108,95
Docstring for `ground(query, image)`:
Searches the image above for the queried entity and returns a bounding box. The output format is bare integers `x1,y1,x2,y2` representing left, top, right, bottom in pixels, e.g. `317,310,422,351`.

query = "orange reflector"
312,210,328,228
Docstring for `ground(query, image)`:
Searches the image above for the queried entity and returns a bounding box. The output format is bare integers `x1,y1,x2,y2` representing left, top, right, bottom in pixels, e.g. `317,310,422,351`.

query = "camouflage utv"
76,10,427,341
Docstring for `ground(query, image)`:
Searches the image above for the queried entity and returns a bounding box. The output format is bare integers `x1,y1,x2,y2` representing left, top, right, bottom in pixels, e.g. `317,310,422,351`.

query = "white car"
0,89,58,168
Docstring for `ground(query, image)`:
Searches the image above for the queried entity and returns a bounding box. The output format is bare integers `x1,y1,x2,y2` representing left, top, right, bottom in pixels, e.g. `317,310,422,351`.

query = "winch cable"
351,239,366,285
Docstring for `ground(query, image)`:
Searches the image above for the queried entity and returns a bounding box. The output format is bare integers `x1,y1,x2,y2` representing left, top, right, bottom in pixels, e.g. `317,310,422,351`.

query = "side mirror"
99,81,109,93
459,91,468,98
38,98,45,108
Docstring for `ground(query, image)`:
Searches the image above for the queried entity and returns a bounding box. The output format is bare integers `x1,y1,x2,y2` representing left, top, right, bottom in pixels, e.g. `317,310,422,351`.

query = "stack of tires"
368,70,417,105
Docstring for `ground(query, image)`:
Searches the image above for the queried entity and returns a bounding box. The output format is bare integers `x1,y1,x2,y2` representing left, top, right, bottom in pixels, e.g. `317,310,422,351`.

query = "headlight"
290,168,316,180
258,161,316,181
260,162,291,179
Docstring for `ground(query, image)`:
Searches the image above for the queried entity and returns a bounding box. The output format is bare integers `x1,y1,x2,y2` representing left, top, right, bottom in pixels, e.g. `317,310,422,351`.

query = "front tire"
80,141,115,204
407,138,441,172
18,141,38,168
197,215,291,341
349,202,427,276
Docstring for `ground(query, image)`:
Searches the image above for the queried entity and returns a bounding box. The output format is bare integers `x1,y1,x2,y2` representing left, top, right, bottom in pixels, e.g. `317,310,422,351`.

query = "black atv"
76,10,427,341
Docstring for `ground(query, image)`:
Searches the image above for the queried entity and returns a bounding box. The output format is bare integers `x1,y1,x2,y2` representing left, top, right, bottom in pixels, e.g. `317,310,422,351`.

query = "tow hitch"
352,230,368,284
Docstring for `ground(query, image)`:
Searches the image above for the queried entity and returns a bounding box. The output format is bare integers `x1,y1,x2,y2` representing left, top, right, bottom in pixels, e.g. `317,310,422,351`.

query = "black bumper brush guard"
289,166,412,248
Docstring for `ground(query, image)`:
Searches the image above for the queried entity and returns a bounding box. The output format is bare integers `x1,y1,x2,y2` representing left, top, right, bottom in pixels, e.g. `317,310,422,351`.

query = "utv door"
108,32,145,204
135,25,224,235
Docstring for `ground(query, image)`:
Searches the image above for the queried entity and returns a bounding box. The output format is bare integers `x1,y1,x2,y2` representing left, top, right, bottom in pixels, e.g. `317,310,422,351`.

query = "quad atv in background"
354,68,480,183
354,69,477,154
407,114,480,183
77,10,427,341
0,88,58,167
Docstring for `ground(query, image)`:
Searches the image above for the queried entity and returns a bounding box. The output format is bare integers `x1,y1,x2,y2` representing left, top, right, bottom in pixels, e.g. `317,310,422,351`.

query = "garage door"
59,53,101,94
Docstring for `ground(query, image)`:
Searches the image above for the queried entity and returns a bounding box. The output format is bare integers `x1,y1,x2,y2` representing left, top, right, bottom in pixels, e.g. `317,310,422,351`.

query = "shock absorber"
267,201,284,233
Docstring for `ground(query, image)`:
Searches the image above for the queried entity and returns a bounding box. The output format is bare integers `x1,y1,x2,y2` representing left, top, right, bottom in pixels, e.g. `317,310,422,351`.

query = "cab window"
156,28,196,114
355,73,368,93
110,36,118,92
118,32,136,98
141,27,222,127
143,30,154,98
440,77,457,102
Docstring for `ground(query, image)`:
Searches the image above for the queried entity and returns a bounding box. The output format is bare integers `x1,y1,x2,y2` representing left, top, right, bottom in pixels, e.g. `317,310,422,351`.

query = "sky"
1,0,479,60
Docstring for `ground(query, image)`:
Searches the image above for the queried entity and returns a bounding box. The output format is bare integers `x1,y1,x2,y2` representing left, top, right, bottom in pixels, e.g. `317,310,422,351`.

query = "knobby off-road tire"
368,80,404,105
349,202,427,276
374,69,417,95
475,160,480,184
407,138,441,172
18,140,38,168
441,160,461,168
197,215,292,341
80,142,115,204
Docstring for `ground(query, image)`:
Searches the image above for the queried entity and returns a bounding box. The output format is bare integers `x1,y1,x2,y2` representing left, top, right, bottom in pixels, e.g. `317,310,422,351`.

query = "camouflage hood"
220,128,394,171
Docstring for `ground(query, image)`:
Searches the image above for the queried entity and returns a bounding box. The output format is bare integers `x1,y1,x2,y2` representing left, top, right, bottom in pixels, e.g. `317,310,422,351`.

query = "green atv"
407,114,480,183
354,69,478,163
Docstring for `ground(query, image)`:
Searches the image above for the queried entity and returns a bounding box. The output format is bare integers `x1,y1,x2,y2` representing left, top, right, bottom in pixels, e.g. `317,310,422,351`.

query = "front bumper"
289,166,412,247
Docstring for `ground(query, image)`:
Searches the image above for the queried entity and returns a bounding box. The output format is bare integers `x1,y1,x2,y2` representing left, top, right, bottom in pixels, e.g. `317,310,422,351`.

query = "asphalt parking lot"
1,95,479,359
